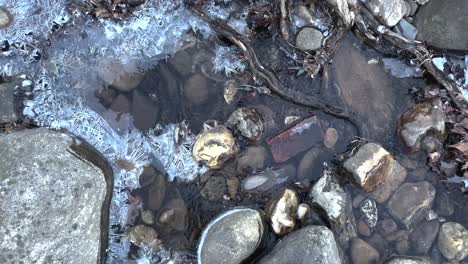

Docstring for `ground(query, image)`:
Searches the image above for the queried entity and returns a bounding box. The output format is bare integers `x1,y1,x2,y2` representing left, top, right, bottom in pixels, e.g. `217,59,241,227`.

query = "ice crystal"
212,45,246,76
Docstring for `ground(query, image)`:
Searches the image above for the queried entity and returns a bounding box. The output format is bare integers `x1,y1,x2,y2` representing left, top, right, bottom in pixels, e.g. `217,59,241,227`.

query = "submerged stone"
266,189,299,235
437,222,468,261
0,128,109,263
295,27,323,51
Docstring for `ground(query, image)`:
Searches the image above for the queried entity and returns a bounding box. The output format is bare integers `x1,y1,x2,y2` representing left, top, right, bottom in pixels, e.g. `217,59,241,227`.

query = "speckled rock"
198,208,265,264
437,222,468,261
343,143,407,203
295,27,323,51
258,225,343,264
0,128,109,264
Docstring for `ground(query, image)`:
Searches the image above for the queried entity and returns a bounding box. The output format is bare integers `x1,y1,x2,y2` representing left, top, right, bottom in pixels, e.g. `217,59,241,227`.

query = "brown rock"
184,74,209,105
357,219,372,237
226,176,239,199
350,238,380,264
110,94,130,113
145,168,166,211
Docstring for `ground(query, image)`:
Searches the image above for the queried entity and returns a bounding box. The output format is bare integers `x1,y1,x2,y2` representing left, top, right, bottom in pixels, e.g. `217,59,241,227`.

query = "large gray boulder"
414,0,468,51
258,225,343,264
0,128,111,264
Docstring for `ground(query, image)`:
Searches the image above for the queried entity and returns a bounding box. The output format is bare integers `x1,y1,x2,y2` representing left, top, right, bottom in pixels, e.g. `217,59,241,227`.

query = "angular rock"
266,189,299,235
226,107,264,142
387,181,436,228
295,27,323,51
398,100,445,152
360,198,378,228
0,128,109,263
350,238,380,264
198,208,265,264
395,18,418,40
0,82,17,123
258,225,343,264
364,0,407,27
343,143,407,203
409,220,440,254
435,189,455,217
384,256,433,264
437,222,468,261
414,0,468,51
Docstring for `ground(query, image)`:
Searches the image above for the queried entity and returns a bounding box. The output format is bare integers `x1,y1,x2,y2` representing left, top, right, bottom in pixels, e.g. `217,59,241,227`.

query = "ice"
212,45,246,75
382,58,421,78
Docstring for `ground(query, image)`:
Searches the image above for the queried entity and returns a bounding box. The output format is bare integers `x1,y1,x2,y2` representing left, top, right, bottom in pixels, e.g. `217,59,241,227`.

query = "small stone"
0,82,17,123
440,161,459,177
226,107,264,142
385,230,408,242
141,210,155,225
98,60,144,92
284,116,301,125
415,0,429,4
168,50,193,77
295,27,323,51
145,168,166,211
132,89,159,130
378,218,398,236
343,143,407,203
226,176,239,199
223,79,239,105
198,208,265,264
357,219,372,237
398,99,445,152
297,147,321,180
236,146,268,174
193,121,238,169
324,127,338,148
184,74,209,105
95,87,116,107
242,165,295,193
258,225,343,264
421,135,442,154
396,18,418,40
200,176,227,201
360,198,378,228
409,220,440,254
437,222,468,261
266,189,299,235
384,256,432,264
396,239,410,254
0,8,12,29
364,0,407,26
109,94,130,113
351,238,380,264
387,181,436,228
127,225,161,253
157,198,187,231
296,203,310,223
353,194,367,208
406,0,419,15
435,190,455,217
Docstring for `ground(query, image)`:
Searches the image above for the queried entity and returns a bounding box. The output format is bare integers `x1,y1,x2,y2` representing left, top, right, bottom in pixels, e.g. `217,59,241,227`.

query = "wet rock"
367,233,388,254
236,146,268,174
132,89,159,130
360,198,378,228
267,116,324,163
109,94,130,113
409,220,440,254
296,203,310,223
141,210,155,225
309,169,356,246
385,229,409,242
258,225,343,264
0,128,108,263
200,175,227,201
378,218,399,236
226,176,239,199
284,116,301,126
343,143,407,203
98,60,144,92
157,198,187,231
414,0,468,51
387,181,436,228
364,0,407,26
0,82,17,123
242,165,295,193
266,189,299,235
398,100,445,152
440,161,458,177
437,222,468,261
169,50,193,77
297,147,321,180
396,239,410,254
357,219,372,237
226,107,264,142
295,27,323,51
324,127,338,148
193,121,238,169
184,74,209,105
223,79,239,105
395,19,418,40
435,190,455,217
353,194,367,208
127,225,161,253
0,8,12,28
351,238,380,264
198,208,264,264
145,168,166,211
384,256,432,264
406,0,419,16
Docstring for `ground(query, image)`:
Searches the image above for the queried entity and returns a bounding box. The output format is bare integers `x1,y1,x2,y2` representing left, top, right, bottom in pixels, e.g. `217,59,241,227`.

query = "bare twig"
279,0,289,41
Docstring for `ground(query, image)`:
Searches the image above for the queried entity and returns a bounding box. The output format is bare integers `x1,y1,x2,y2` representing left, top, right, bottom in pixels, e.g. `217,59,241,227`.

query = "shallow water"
94,33,468,263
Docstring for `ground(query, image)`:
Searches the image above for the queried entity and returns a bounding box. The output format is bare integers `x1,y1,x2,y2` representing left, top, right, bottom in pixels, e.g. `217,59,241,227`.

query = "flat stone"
295,27,323,51
437,222,468,261
409,220,440,254
145,167,166,211
384,256,433,264
258,225,343,264
0,82,17,123
184,74,209,105
198,208,265,264
343,143,407,203
387,181,436,228
364,0,407,26
414,0,468,51
0,128,109,263
395,19,418,40
398,100,445,152
131,89,159,131
350,238,380,264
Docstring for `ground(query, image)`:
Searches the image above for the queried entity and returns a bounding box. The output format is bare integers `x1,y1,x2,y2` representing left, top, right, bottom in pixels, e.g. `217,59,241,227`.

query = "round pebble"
0,8,11,29
324,127,338,148
295,27,323,51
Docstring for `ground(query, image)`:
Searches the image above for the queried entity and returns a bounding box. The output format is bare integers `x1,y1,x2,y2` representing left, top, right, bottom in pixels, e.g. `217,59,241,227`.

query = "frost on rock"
212,46,246,76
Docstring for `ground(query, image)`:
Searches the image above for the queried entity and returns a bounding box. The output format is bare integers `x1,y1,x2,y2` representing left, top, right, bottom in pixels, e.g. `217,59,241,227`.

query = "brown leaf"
449,142,468,156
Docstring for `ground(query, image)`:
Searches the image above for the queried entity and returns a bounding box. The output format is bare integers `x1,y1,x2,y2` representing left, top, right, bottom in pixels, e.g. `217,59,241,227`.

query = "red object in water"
267,116,324,163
